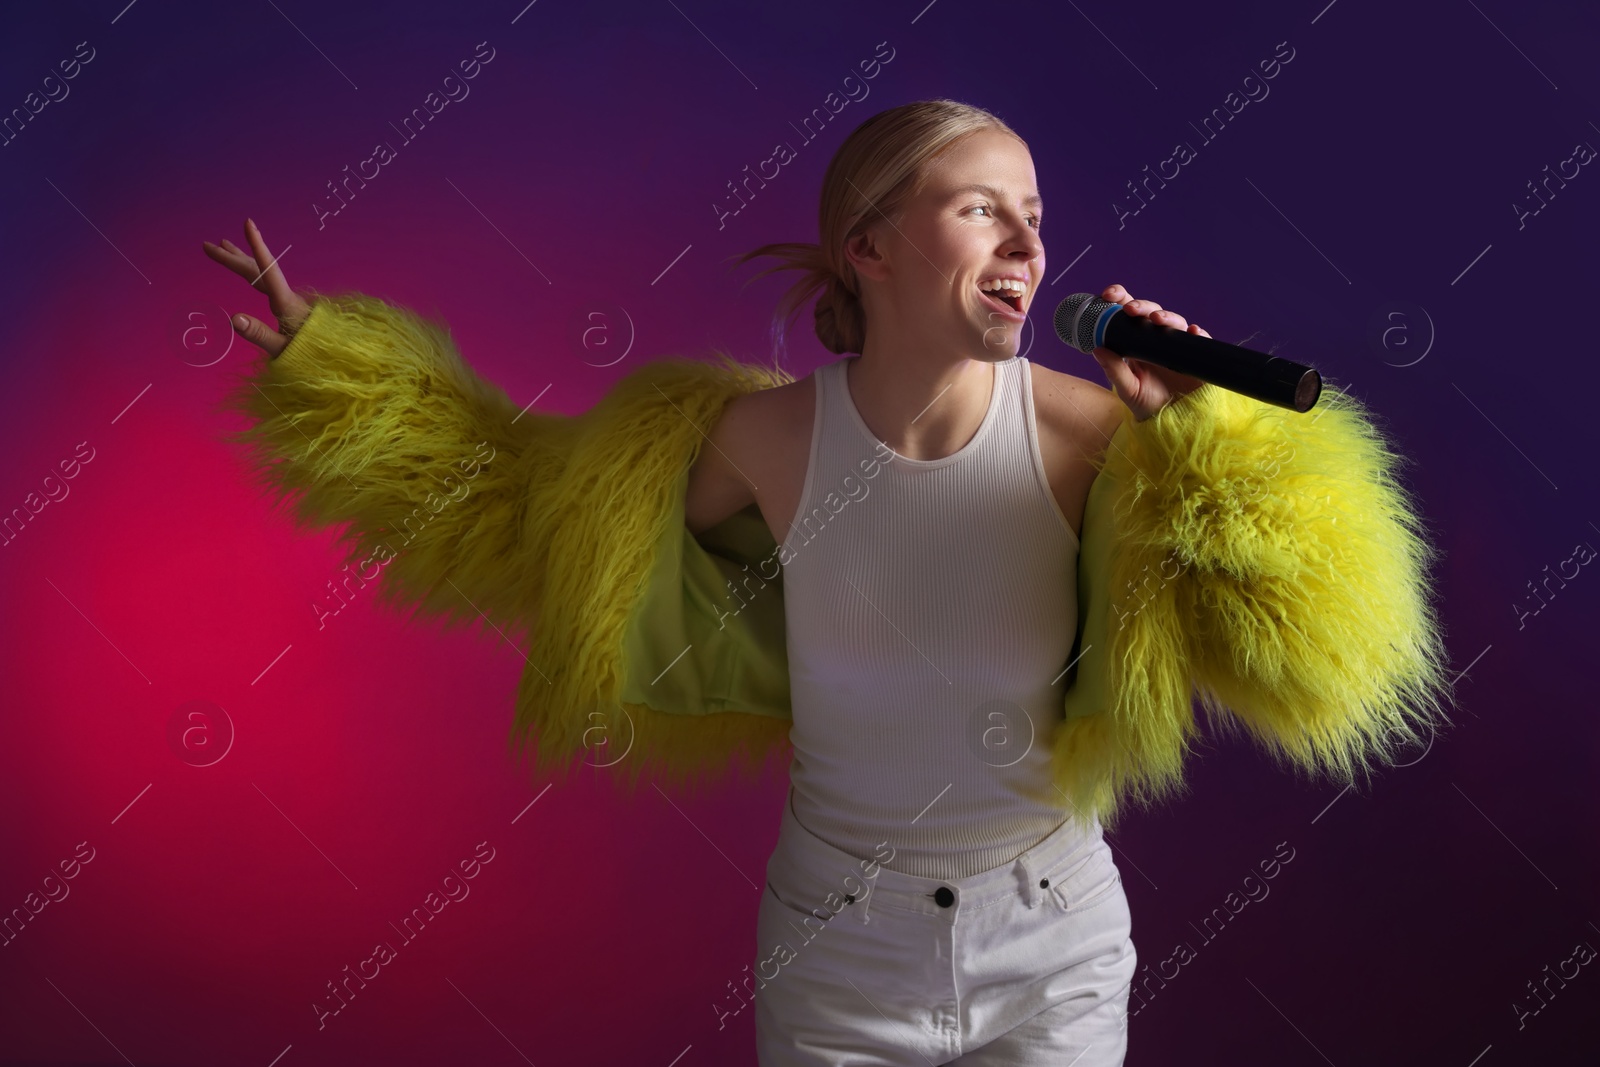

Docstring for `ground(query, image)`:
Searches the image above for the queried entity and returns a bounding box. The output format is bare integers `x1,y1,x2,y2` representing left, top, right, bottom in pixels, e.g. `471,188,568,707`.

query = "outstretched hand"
1089,283,1209,422
201,218,314,359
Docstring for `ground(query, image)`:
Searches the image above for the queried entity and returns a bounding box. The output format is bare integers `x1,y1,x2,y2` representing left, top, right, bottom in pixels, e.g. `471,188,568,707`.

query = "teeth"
979,279,1027,298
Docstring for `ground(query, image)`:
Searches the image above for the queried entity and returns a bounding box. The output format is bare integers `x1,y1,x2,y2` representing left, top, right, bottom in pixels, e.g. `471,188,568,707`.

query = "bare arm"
684,391,758,536
1074,379,1128,462
1033,364,1126,464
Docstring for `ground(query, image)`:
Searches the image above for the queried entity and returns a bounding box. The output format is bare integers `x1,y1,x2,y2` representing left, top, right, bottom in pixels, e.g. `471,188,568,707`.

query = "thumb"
1091,348,1136,400
233,313,288,359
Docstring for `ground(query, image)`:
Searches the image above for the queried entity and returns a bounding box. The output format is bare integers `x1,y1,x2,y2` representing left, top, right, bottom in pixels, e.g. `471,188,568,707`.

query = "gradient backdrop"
1,1,1597,1064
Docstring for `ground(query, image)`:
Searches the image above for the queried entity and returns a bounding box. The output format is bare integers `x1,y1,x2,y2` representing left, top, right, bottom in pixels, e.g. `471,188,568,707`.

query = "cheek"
917,228,974,277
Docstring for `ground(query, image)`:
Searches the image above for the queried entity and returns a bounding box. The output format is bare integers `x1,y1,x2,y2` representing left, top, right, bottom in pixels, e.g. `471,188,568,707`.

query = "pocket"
1046,841,1123,917
765,879,839,926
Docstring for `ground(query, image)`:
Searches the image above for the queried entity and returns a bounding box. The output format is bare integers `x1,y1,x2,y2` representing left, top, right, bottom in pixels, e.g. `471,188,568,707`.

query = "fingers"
201,220,284,293
231,312,288,359
241,218,295,306
1102,284,1160,316
202,232,287,301
201,219,318,353
201,238,257,280
1100,284,1201,332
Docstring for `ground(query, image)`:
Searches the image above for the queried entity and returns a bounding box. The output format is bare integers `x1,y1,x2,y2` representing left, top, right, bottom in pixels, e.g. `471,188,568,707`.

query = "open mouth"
978,287,1024,314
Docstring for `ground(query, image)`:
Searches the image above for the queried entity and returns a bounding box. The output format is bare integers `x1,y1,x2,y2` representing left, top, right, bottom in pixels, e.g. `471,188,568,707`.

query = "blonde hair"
730,99,1024,357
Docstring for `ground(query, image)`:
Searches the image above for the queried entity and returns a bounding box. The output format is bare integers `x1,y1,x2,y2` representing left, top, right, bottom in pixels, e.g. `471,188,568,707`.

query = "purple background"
2,1,1597,1064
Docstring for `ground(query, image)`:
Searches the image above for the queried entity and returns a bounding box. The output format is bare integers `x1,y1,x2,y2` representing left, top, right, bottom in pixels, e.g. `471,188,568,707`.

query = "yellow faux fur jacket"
220,292,1454,830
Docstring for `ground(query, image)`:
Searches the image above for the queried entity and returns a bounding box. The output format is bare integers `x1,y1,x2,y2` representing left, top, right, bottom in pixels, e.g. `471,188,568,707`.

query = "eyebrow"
946,183,1044,209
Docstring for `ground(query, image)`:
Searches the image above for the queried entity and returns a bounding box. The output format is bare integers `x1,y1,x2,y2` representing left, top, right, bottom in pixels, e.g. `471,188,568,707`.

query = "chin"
976,322,1021,357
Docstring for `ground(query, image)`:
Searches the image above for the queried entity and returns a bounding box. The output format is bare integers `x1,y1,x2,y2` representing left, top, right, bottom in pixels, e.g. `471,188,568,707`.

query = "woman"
206,99,1448,1067
681,102,1207,1066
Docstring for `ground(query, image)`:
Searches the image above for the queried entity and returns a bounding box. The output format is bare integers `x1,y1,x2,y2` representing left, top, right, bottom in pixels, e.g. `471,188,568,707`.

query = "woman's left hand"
1090,283,1209,422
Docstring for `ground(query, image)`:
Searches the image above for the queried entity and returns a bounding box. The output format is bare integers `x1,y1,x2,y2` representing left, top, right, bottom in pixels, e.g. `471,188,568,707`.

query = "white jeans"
752,787,1137,1066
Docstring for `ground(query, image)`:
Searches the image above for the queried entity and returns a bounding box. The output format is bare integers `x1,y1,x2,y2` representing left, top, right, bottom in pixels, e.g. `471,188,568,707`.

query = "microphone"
1053,293,1322,413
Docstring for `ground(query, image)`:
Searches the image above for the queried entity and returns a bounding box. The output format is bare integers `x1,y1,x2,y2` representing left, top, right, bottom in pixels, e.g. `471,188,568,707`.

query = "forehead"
924,132,1041,206
940,181,1043,209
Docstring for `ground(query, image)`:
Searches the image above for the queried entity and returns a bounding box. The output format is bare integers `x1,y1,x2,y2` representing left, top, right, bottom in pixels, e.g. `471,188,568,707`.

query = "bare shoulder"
1025,360,1127,541
747,369,814,424
717,371,814,454
1027,360,1125,460
685,371,814,541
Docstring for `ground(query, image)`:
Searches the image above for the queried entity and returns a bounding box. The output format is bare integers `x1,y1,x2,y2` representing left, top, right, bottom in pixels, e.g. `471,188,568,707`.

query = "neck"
845,338,1005,462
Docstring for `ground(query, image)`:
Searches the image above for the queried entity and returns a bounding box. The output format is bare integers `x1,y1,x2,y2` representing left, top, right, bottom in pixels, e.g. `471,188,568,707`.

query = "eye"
971,204,1042,230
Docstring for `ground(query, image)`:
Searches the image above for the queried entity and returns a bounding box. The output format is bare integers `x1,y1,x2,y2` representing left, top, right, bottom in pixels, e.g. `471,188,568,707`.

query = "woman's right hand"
201,217,314,359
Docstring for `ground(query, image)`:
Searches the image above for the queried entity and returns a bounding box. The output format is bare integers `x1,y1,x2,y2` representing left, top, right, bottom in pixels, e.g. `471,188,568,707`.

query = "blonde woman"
208,99,1447,1067
690,101,1208,1066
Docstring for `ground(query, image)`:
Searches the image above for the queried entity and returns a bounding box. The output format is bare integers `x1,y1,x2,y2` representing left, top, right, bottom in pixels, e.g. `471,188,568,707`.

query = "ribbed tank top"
778,354,1093,880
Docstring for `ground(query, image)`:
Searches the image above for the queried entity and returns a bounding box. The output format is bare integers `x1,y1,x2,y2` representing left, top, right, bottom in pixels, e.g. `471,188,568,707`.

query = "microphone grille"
1053,293,1117,354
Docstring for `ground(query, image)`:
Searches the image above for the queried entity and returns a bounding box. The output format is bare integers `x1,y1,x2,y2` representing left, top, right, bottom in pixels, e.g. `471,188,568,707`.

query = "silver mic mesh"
1053,293,1118,354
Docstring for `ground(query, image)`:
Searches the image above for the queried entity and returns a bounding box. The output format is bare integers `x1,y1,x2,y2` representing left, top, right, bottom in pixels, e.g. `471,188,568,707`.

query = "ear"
843,224,890,285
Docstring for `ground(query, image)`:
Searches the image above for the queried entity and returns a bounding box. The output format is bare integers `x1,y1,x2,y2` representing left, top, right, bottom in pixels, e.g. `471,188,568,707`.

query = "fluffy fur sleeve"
220,296,795,791
218,292,576,635
511,355,794,796
1054,382,1455,829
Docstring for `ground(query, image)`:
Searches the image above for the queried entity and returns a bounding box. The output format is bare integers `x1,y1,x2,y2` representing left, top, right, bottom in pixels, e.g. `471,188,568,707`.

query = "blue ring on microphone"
1092,303,1122,349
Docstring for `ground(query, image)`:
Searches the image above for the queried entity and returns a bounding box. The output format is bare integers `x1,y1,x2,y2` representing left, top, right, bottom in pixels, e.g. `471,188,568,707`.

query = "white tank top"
779,354,1093,880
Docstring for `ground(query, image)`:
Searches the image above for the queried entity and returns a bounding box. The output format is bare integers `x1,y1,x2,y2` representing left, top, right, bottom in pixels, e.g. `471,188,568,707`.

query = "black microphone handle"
1102,312,1322,413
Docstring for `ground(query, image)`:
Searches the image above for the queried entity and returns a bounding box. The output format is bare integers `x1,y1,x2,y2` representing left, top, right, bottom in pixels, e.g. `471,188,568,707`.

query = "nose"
1004,225,1043,264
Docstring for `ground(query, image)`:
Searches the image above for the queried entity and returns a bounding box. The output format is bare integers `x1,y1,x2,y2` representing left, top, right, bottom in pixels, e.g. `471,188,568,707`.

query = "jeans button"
934,886,954,907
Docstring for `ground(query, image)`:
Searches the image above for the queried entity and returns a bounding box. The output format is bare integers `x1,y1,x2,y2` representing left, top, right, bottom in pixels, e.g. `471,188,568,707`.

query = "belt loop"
1020,840,1053,909
1019,852,1039,909
854,876,874,925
